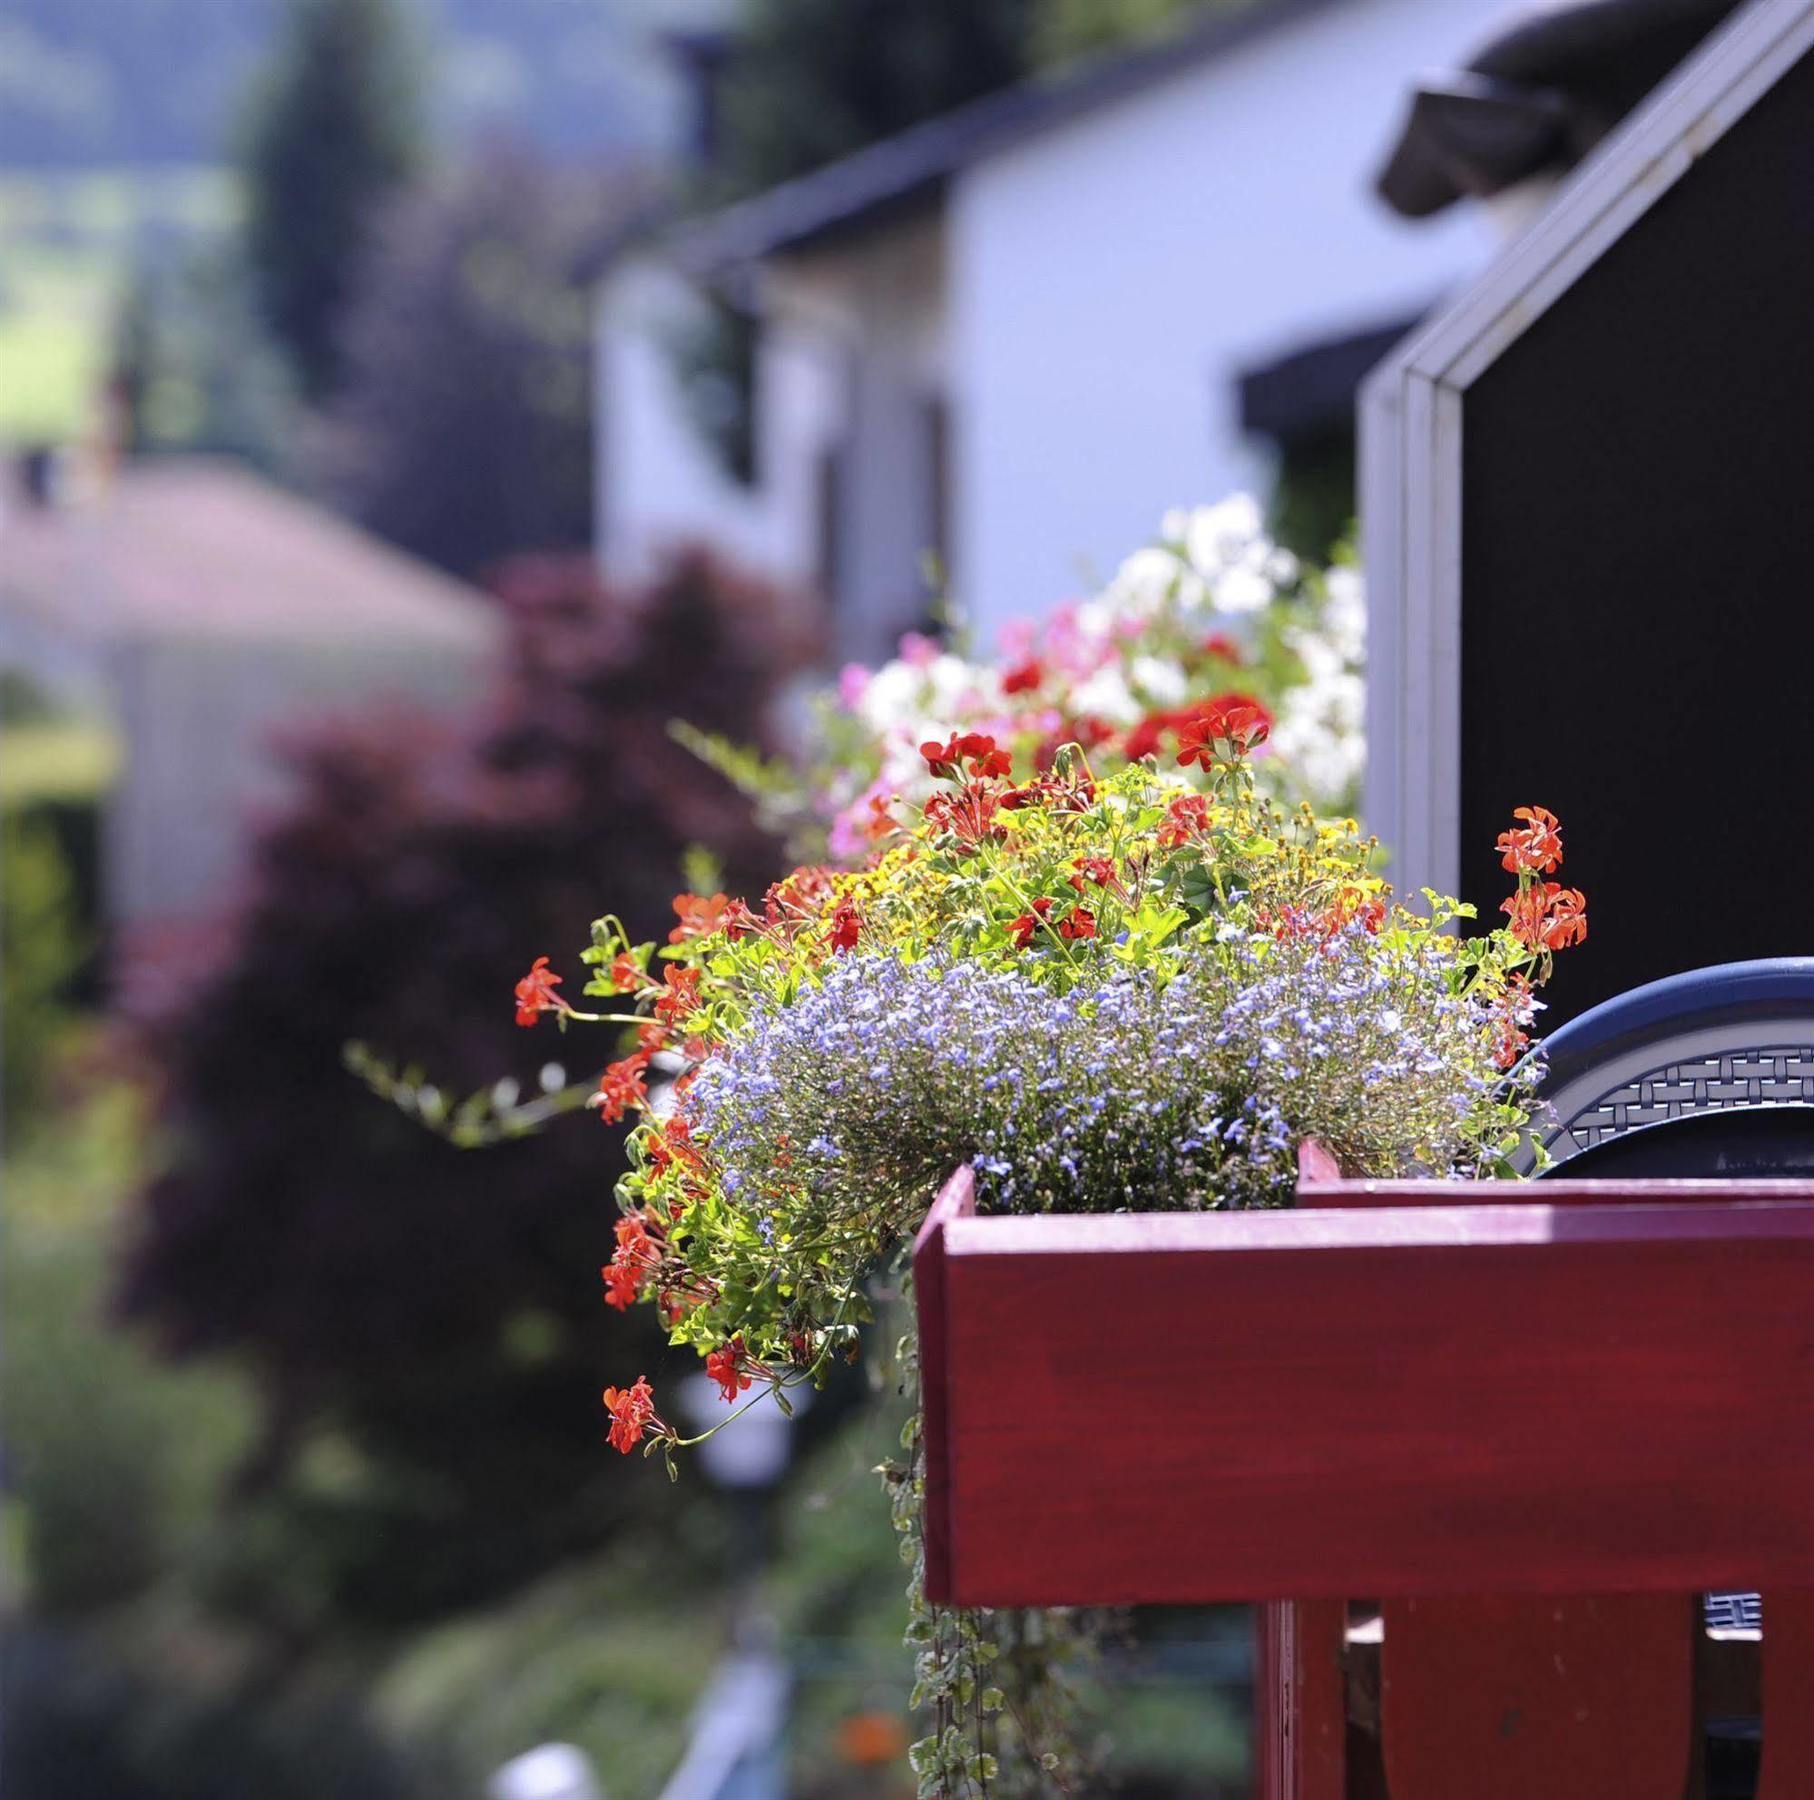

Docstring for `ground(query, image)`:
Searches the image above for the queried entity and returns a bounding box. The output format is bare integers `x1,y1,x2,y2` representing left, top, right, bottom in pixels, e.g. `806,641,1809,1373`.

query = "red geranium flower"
1002,657,1043,695
705,1337,754,1403
1057,907,1097,941
603,1375,658,1454
513,955,564,1027
1496,805,1564,876
603,952,647,995
654,964,703,1023
647,1115,704,1179
670,892,747,943
1157,793,1210,848
920,731,1011,780
923,781,1007,851
602,1259,642,1312
765,865,836,927
1202,632,1244,665
1176,695,1271,768
829,897,862,953
594,1054,651,1124
863,794,896,839
1502,882,1588,951
1069,855,1118,894
1008,896,1054,949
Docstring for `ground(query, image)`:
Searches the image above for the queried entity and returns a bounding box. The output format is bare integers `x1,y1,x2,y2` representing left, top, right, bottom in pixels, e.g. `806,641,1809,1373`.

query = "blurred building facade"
594,0,1514,659
0,453,501,1001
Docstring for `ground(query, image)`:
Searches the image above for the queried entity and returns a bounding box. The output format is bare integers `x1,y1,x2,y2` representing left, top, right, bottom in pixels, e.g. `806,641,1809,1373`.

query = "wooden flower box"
912,1160,1814,1796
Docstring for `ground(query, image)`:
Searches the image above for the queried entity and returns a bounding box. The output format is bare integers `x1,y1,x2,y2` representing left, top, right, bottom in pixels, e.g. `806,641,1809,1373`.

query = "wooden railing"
913,1165,1814,1795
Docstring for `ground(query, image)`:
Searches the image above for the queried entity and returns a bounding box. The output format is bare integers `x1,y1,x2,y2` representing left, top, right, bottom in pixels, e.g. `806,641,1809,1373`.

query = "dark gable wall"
1459,45,1814,1024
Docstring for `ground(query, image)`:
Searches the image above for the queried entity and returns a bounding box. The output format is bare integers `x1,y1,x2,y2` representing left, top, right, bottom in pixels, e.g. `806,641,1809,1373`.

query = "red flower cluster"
705,1336,754,1403
669,892,755,944
923,781,1007,851
829,896,862,952
1008,897,1095,947
1502,881,1588,951
1176,695,1272,768
1496,805,1563,876
1157,793,1210,848
921,731,1011,781
1001,658,1044,695
1002,762,1096,815
1264,891,1388,944
1008,897,1053,948
654,964,703,1024
647,1115,704,1180
604,952,649,995
764,865,836,926
1069,855,1120,895
602,1209,661,1311
603,1375,659,1454
513,956,565,1027
1497,805,1585,952
594,1053,651,1125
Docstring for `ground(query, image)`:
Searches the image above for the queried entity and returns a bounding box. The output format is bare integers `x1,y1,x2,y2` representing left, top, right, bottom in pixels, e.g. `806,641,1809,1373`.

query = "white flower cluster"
818,494,1368,842
1272,562,1366,809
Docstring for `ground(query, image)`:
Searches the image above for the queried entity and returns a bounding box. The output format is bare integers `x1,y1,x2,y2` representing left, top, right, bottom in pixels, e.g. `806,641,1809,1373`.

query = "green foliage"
1030,0,1230,65
1,1090,258,1615
110,242,297,465
240,0,424,397
1,814,89,1126
311,150,630,576
376,1550,720,1800
717,0,1039,193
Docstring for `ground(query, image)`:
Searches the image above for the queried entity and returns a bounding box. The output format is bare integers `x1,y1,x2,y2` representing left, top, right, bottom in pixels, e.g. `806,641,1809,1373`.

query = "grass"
0,720,122,807
0,165,237,441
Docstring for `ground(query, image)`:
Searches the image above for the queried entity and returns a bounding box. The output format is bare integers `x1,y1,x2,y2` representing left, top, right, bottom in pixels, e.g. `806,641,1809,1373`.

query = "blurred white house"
0,453,501,1003
594,0,1512,660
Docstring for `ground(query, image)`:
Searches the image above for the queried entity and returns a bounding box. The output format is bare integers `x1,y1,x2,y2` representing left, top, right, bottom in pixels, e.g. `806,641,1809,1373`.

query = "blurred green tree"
240,0,425,398
309,150,646,579
714,0,1229,196
717,0,1040,193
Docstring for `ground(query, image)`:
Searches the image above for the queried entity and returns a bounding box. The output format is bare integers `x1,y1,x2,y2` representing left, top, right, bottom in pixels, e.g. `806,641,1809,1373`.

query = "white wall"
597,256,843,589
770,215,951,657
949,0,1505,642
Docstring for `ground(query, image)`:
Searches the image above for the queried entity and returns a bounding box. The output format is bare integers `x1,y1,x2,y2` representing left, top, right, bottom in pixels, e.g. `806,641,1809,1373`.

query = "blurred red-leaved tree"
115,548,815,1625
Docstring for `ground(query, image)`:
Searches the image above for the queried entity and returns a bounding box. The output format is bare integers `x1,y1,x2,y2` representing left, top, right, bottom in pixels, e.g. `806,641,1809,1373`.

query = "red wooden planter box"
915,1161,1814,1794
912,1164,1814,1611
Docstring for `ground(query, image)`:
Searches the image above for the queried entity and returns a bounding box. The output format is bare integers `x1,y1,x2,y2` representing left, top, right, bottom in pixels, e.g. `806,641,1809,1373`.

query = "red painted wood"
918,1194,1814,1606
912,1166,974,1606
1759,1591,1814,1797
1304,1176,1814,1210
1255,1601,1346,1800
1379,1594,1695,1800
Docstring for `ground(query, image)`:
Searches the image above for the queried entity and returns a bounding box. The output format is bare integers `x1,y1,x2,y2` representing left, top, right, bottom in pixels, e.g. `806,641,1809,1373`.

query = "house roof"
668,0,1352,276
1374,0,1742,218
1358,0,1814,905
1238,309,1426,444
0,456,502,654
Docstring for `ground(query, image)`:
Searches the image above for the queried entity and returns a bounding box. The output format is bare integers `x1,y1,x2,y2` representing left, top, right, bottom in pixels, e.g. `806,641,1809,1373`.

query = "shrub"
114,549,810,1625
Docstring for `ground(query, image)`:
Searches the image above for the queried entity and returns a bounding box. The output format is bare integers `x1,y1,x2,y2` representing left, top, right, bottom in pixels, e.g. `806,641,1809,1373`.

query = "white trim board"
1359,0,1814,901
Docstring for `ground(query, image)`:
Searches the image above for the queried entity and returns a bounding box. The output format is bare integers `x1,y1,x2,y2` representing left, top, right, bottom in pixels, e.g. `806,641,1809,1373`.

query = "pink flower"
997,618,1037,661
897,631,940,668
837,662,872,708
